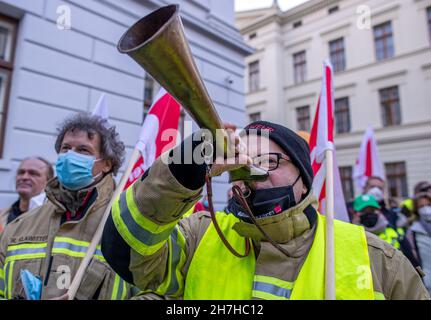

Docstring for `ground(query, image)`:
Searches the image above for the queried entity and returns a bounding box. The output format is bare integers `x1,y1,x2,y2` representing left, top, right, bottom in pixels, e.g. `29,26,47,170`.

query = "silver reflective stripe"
119,191,174,246
4,262,12,298
53,241,104,258
116,278,124,300
165,226,182,295
6,247,46,257
54,242,88,253
253,281,292,299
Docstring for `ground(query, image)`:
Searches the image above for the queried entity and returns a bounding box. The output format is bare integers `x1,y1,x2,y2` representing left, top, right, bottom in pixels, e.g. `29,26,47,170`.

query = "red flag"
353,125,384,192
124,88,181,189
309,60,349,222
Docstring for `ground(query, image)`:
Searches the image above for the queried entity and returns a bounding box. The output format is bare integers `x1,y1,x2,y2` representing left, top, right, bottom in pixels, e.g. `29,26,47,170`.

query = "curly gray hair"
55,113,125,176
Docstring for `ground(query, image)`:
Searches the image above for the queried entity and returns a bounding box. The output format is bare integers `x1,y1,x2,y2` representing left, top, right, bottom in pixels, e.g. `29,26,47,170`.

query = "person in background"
363,176,407,229
401,181,431,225
407,191,431,295
0,157,53,230
0,113,133,300
353,194,419,269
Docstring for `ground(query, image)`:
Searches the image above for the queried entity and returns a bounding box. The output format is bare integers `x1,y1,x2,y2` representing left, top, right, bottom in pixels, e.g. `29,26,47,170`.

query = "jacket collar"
232,191,318,244
45,174,114,215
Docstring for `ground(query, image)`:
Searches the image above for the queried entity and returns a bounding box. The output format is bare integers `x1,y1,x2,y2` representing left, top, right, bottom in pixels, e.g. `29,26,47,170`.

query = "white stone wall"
237,0,431,198
0,0,251,209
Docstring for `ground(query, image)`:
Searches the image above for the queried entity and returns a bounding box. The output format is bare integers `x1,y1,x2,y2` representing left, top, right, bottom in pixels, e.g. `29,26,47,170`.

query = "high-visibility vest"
184,211,380,300
379,227,403,249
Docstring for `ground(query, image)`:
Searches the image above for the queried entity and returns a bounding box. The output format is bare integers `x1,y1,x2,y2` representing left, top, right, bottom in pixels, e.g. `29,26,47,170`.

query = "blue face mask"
55,150,102,191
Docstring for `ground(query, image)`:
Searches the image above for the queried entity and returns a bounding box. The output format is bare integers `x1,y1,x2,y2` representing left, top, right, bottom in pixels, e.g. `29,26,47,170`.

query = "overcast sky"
235,0,310,12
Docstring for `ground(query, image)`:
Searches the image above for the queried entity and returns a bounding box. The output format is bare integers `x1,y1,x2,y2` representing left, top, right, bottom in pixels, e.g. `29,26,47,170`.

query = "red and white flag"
309,60,349,222
124,88,181,189
353,125,384,193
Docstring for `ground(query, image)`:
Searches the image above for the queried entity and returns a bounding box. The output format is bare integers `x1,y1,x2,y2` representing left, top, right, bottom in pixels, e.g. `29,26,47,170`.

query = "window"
379,86,401,127
143,73,155,121
385,162,408,198
339,166,354,201
329,38,346,72
373,21,394,60
328,6,339,14
0,15,17,157
249,61,260,92
296,106,310,131
293,20,302,28
334,97,350,134
427,7,431,42
249,112,261,122
293,51,307,84
249,32,257,40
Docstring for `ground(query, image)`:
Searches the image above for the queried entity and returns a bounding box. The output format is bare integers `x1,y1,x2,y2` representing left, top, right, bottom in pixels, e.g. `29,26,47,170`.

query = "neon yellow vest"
184,211,376,300
379,227,402,249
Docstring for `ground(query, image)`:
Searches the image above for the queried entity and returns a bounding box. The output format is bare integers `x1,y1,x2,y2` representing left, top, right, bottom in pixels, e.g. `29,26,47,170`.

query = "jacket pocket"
75,258,108,300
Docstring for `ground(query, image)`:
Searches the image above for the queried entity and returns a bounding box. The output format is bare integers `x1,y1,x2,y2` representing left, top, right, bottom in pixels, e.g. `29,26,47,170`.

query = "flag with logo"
353,125,384,193
309,60,349,222
124,88,181,189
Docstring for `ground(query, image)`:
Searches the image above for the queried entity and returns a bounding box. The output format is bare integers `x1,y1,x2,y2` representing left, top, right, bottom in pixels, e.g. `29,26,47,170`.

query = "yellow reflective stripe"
252,290,289,300
0,268,5,297
6,261,14,299
7,243,47,251
252,275,293,300
126,186,177,234
374,291,386,300
6,243,47,263
111,274,120,300
154,226,187,297
254,275,294,290
54,237,101,249
5,253,46,263
112,194,167,256
121,280,127,300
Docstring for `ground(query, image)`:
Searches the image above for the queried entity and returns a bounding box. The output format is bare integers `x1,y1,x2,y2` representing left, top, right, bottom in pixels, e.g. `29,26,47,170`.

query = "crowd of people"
0,112,429,300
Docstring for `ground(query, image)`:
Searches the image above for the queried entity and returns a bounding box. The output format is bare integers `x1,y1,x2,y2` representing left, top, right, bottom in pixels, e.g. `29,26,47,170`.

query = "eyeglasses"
251,152,292,172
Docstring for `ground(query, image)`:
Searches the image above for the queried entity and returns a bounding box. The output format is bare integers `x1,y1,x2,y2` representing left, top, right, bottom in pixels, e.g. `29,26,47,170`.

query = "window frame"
373,21,394,61
296,105,310,132
293,51,307,84
379,86,401,127
248,60,260,92
385,162,408,198
249,112,261,122
0,14,18,158
329,37,346,73
339,166,354,201
427,7,431,43
334,97,351,134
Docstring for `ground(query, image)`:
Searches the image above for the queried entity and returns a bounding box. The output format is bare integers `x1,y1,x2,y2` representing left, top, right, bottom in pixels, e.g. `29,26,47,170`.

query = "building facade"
0,0,251,209
236,0,431,201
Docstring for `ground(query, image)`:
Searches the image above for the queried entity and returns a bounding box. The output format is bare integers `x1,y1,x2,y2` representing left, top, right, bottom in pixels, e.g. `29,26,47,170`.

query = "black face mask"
359,212,379,228
226,175,300,222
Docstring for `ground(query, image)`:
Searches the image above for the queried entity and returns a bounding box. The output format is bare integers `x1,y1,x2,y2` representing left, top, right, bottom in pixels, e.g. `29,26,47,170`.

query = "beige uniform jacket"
0,175,132,300
111,155,430,300
0,206,12,233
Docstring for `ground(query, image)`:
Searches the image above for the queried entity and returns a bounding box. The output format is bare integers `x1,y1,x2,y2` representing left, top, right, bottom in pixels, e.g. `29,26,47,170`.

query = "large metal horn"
117,4,267,182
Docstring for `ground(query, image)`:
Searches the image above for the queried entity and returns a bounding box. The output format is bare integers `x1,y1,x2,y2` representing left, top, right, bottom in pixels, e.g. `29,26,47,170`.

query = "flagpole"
325,149,335,300
67,147,141,300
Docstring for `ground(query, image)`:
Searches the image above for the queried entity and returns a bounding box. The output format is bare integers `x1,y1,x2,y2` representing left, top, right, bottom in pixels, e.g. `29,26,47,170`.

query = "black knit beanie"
242,121,313,192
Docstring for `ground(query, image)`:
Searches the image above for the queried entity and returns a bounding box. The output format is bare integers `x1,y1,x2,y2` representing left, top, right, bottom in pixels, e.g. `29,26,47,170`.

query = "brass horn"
117,4,268,182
